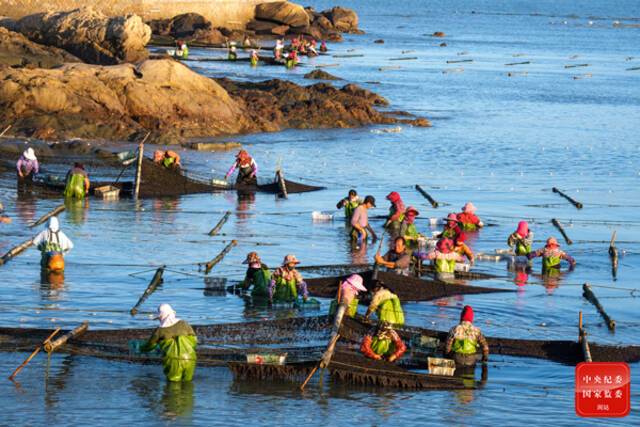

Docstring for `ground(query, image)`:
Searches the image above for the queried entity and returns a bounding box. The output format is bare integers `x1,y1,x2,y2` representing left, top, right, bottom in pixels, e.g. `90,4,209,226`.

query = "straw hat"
344,274,367,292
282,254,300,265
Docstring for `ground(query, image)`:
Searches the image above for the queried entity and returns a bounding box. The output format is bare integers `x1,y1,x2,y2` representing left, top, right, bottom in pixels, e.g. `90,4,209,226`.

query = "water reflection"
454,363,488,406
15,192,37,224
39,269,65,301
64,198,89,226
130,375,195,420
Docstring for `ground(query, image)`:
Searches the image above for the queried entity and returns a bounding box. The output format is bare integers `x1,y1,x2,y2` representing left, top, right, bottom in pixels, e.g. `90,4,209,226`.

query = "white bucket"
312,211,333,221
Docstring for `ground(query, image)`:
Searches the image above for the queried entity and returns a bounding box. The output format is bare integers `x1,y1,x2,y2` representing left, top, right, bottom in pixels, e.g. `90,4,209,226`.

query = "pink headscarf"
516,221,529,238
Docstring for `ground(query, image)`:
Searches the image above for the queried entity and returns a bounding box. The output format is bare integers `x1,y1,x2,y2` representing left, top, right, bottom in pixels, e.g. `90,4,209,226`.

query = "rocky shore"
0,3,429,144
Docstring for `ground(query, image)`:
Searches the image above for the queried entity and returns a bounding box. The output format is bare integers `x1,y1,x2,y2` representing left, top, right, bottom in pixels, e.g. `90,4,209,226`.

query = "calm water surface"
1,0,639,425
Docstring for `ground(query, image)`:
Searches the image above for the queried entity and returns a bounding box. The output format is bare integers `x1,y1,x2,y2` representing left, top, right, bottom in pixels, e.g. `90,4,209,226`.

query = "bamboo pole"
579,311,593,362
564,63,590,69
130,267,165,315
0,238,34,267
133,132,151,200
551,218,573,245
446,59,473,64
44,322,89,353
205,240,237,274
0,124,12,137
505,61,530,66
29,204,66,228
552,187,583,209
609,231,618,279
8,328,60,381
276,169,288,199
208,211,232,236
415,185,439,208
583,283,616,331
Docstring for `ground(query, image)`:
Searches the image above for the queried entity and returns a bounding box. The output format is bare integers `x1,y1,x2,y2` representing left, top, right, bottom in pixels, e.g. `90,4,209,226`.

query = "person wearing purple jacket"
16,148,39,185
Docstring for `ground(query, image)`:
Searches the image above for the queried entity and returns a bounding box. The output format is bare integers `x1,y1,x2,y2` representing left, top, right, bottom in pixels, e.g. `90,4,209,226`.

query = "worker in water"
329,273,367,318
154,150,181,170
242,34,252,50
364,284,404,326
16,147,39,185
361,321,406,363
422,238,464,280
375,236,412,276
269,254,309,303
63,162,90,199
320,40,328,53
508,221,534,256
457,202,484,231
228,43,237,61
336,189,362,220
527,237,576,273
32,216,73,271
440,213,461,239
445,305,489,366
398,206,420,243
274,39,284,60
308,39,318,56
350,195,376,245
384,191,405,236
250,49,259,67
453,232,474,265
140,304,197,382
225,149,258,186
285,49,298,69
175,40,188,59
241,251,271,298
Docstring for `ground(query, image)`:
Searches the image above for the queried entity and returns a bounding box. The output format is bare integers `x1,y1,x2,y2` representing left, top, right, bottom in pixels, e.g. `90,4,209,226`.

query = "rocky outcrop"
0,27,80,68
10,7,151,65
304,69,342,80
216,78,429,131
149,13,211,38
0,58,428,142
0,59,248,141
324,7,359,33
255,1,310,28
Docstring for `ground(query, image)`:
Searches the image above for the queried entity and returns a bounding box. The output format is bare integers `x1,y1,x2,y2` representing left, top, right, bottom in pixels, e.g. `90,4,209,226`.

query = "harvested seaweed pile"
306,270,511,302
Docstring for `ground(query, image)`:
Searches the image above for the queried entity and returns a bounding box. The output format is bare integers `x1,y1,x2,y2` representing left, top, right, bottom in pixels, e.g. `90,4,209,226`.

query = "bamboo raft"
31,159,324,198
305,270,512,302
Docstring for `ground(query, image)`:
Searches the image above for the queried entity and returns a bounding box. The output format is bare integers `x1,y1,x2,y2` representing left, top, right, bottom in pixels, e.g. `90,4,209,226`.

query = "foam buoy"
47,253,65,272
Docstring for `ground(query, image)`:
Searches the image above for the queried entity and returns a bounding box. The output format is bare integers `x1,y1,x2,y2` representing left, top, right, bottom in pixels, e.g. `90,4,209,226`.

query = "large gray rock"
168,13,211,38
0,27,80,68
12,7,151,65
255,1,310,28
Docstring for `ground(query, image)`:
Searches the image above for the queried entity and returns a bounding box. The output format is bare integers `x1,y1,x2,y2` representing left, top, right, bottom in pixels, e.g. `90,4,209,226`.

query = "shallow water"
1,0,639,424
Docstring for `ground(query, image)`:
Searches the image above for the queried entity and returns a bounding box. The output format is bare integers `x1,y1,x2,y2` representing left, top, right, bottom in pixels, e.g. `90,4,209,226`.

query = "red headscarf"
236,150,252,167
516,221,529,239
386,191,401,203
460,305,474,323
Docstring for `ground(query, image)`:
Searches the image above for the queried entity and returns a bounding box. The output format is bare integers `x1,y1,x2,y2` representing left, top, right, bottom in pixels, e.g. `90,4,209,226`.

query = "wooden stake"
8,328,60,381
578,311,593,362
130,267,165,315
133,132,151,200
415,185,439,208
276,169,288,199
505,61,531,66
208,211,231,236
609,231,618,279
583,283,616,331
0,238,34,267
205,240,237,274
552,187,583,209
29,204,66,228
44,322,89,353
0,124,12,138
446,59,473,64
551,218,573,245
564,63,590,69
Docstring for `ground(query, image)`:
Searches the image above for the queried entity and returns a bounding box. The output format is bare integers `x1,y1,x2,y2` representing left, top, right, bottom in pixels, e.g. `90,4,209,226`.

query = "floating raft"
306,270,511,302
298,263,498,281
32,159,323,198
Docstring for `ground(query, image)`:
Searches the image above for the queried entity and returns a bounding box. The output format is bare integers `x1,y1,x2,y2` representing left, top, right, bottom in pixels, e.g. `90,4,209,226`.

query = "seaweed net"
306,270,511,302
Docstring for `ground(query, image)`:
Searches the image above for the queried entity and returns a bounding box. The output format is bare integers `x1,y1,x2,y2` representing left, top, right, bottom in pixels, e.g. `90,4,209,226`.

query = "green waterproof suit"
142,320,197,382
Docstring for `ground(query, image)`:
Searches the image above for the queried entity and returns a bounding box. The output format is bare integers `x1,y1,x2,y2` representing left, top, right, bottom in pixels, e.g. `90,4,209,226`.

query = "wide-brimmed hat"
242,251,261,265
443,212,458,222
344,274,367,292
23,148,36,161
462,202,476,213
282,254,300,265
386,191,401,202
405,206,420,216
546,237,559,248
